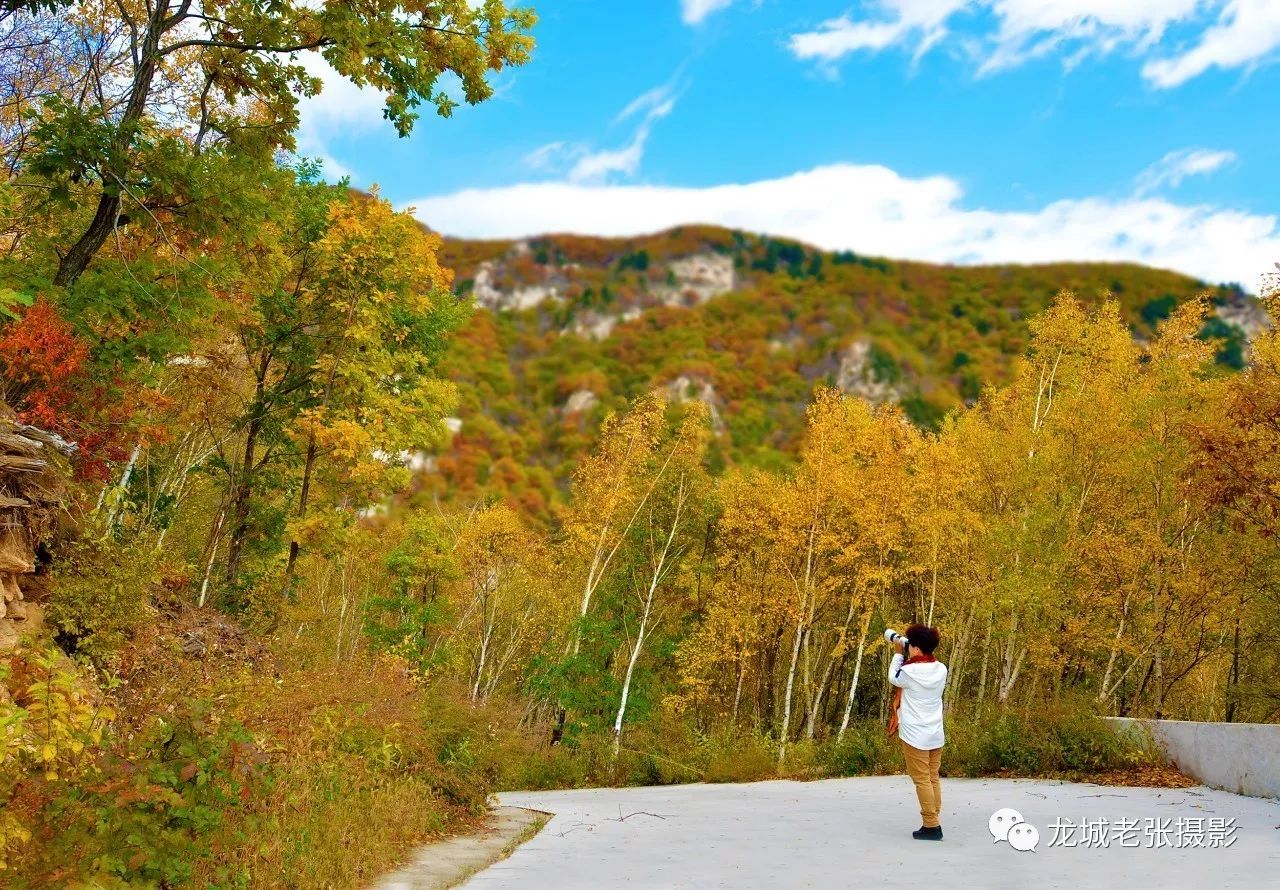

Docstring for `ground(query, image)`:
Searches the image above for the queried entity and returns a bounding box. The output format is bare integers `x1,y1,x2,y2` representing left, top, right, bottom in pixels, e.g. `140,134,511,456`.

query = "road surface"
460,776,1279,889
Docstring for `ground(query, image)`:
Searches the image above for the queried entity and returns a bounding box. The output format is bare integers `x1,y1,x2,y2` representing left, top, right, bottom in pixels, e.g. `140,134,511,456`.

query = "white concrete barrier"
1107,717,1280,799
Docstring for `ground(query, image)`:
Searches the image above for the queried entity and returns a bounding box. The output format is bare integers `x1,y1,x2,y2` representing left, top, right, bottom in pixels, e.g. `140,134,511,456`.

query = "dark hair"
905,624,940,655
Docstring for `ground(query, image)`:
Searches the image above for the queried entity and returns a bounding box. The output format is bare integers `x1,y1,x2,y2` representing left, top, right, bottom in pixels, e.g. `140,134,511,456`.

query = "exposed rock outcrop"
466,243,735,336
655,253,736,306
1216,291,1273,342
472,260,562,311
835,339,905,404
569,308,641,341
563,389,599,415
661,374,727,434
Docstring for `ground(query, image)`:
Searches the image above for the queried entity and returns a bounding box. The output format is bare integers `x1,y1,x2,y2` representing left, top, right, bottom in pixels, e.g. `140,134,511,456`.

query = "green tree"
212,182,464,600
8,0,534,286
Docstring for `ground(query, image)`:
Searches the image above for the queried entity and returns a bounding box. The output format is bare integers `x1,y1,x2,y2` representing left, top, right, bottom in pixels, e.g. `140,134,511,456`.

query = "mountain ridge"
425,224,1265,519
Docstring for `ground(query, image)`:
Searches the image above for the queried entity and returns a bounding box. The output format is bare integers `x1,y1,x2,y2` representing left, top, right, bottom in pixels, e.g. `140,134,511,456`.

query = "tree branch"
160,36,334,56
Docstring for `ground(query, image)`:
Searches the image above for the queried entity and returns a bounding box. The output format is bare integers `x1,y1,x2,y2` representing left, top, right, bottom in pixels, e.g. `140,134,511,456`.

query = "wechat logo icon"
990,808,1038,852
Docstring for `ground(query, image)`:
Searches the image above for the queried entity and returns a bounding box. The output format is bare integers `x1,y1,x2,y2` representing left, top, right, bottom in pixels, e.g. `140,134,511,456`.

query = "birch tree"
611,405,709,755
559,393,670,649
452,504,560,703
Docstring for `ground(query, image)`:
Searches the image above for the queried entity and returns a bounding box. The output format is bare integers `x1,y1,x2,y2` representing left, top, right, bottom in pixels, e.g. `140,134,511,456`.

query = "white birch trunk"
927,557,938,627
778,615,805,765
105,443,142,530
998,645,1026,703
612,591,652,757
1097,591,1132,703
570,443,679,656
197,507,226,608
612,474,685,757
977,611,993,705
732,656,746,725
779,504,819,765
472,620,491,703
836,614,871,739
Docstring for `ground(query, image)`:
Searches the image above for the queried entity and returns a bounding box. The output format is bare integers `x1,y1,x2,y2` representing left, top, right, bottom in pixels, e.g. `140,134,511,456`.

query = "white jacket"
889,653,947,750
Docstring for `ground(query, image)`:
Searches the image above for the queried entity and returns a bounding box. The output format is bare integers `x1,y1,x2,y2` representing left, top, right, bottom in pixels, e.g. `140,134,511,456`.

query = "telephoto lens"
884,628,904,644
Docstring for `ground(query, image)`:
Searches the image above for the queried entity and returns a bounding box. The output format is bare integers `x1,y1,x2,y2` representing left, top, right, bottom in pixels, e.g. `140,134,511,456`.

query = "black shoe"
912,826,944,841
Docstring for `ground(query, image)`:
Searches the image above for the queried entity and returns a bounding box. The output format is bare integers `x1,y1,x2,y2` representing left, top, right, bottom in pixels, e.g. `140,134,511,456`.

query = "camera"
884,628,909,648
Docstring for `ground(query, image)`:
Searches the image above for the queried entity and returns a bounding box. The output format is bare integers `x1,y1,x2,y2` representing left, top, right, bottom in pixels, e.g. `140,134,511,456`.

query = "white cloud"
788,1,1280,87
566,141,645,183
569,97,674,183
790,1,964,64
1143,0,1280,86
682,0,736,26
618,83,678,122
406,162,1279,288
523,141,571,171
295,53,391,182
523,85,678,184
1135,147,1237,195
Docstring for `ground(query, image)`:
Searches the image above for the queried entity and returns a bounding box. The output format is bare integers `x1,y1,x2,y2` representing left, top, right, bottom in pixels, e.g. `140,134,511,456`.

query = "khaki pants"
902,740,943,828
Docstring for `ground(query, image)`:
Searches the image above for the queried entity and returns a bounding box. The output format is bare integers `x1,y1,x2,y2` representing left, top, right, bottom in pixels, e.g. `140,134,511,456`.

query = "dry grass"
201,766,483,889
188,656,494,887
95,616,502,888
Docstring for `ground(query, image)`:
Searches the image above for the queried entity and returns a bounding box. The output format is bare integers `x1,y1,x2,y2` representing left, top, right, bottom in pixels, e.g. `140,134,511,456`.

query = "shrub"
1054,712,1145,772
978,711,1060,773
60,707,267,886
7,689,266,887
1,647,113,873
821,723,895,776
501,745,589,791
778,739,824,779
46,531,158,662
941,703,1152,778
700,730,776,784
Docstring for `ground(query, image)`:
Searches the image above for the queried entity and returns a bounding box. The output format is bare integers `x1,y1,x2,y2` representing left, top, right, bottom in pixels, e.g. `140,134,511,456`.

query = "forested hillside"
427,226,1262,518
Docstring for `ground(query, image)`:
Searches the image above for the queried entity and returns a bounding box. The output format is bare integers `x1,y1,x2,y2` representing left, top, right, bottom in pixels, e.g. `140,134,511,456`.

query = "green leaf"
0,287,34,320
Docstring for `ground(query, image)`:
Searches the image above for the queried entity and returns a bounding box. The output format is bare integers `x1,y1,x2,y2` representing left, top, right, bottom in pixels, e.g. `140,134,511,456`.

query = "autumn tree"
829,404,920,738
684,390,920,759
935,295,1250,717
278,191,464,589
538,393,717,743
671,469,780,730
558,393,671,652
212,185,462,601
1188,286,1280,720
465,506,559,701
0,297,135,478
4,0,534,286
610,403,711,755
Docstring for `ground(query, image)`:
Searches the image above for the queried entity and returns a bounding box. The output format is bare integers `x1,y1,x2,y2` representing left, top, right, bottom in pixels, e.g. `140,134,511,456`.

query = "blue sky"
299,1,1280,287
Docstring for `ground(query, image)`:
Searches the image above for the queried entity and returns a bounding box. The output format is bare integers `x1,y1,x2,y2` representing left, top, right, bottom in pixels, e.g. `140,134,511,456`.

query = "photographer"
887,625,948,841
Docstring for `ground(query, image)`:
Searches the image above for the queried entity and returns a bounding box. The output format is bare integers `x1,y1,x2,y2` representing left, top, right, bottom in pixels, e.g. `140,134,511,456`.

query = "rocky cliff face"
835,339,907,405
447,231,740,342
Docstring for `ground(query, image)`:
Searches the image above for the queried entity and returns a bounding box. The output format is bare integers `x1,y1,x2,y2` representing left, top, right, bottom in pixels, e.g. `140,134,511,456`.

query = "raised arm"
888,652,910,689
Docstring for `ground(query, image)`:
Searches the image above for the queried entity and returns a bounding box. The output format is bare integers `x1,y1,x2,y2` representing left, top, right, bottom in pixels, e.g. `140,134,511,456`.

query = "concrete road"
462,776,1280,889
